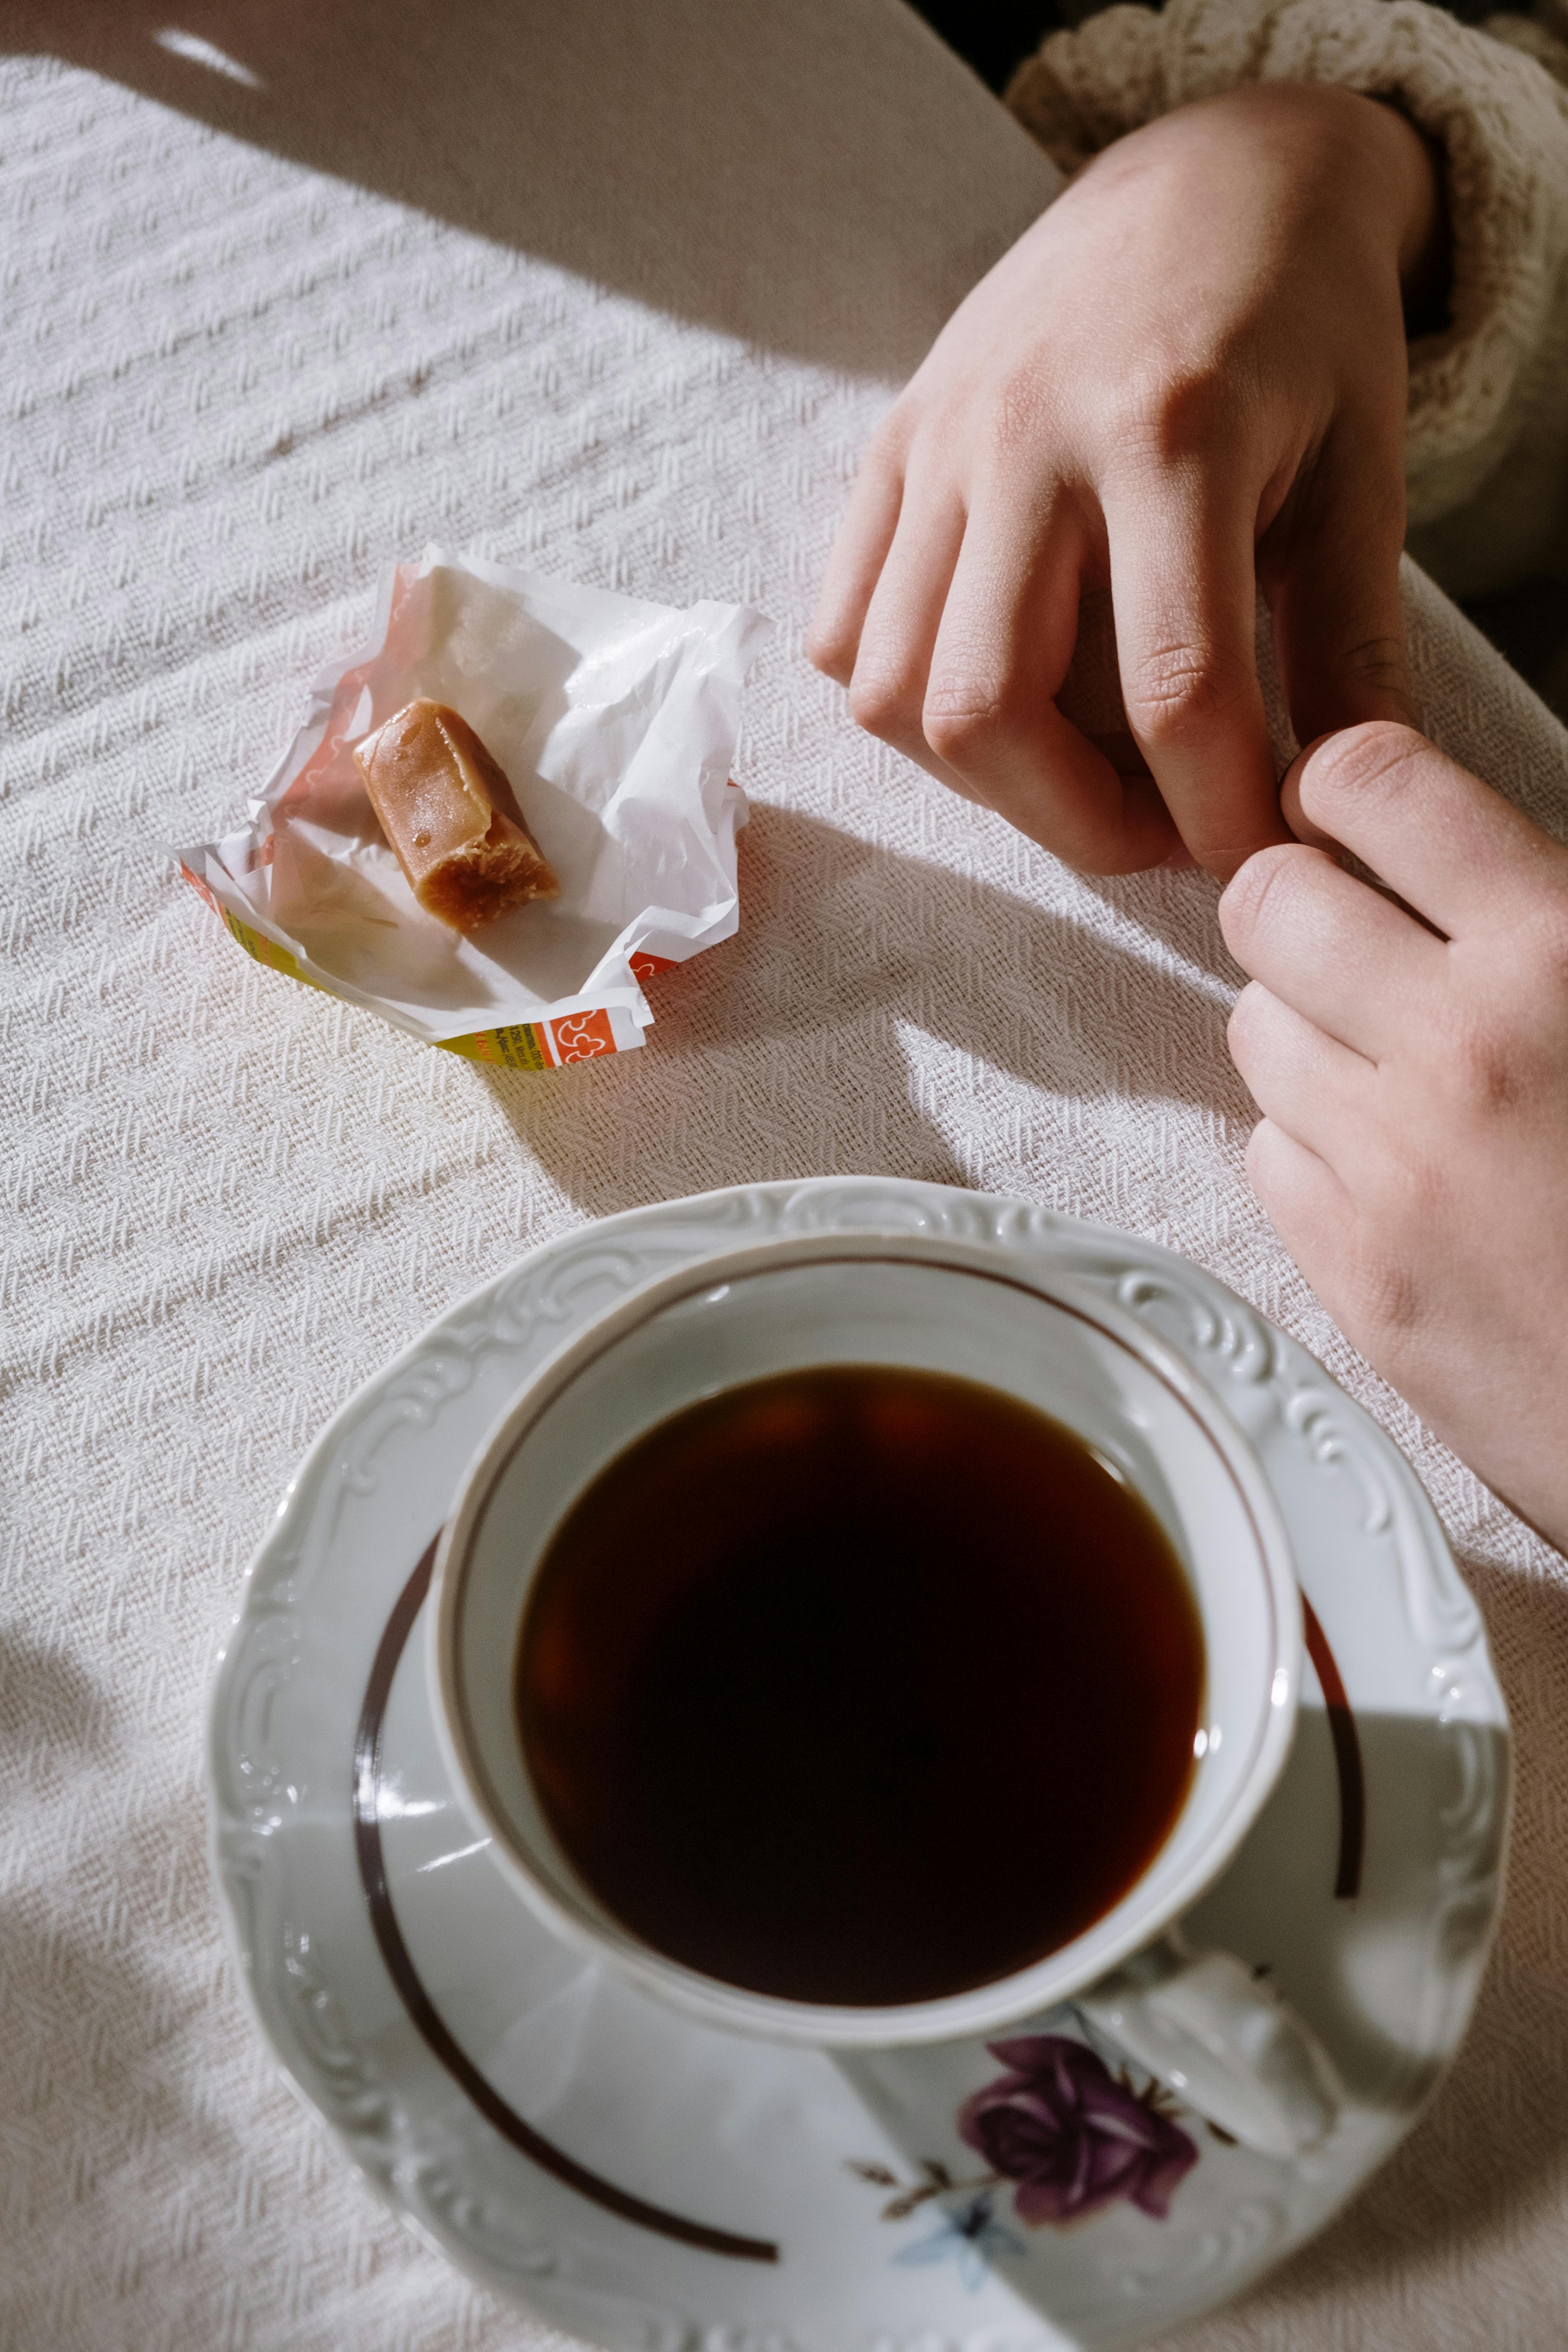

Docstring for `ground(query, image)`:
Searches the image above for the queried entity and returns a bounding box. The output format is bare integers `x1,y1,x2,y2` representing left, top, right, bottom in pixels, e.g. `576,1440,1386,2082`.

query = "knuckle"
1444,1010,1529,1118
922,704,995,770
921,673,1018,767
1341,635,1415,716
846,661,919,743
805,616,856,684
1297,720,1427,827
1124,645,1251,751
984,366,1050,464
1111,361,1231,470
1349,1248,1425,1344
1341,634,1407,689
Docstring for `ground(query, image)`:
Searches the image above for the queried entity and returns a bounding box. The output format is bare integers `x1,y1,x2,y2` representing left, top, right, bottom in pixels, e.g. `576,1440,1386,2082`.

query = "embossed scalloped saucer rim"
207,1177,1511,2352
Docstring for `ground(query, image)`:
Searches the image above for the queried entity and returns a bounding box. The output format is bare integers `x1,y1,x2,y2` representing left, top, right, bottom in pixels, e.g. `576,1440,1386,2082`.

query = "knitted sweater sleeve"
1005,0,1568,595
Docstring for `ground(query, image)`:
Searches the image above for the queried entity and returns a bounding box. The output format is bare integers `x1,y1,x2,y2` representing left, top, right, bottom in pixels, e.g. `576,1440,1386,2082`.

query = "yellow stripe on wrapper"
184,865,623,1068
437,1023,553,1072
220,908,333,996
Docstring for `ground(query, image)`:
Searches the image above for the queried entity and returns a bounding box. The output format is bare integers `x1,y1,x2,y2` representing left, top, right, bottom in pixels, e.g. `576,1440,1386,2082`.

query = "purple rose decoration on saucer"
959,2034,1199,2226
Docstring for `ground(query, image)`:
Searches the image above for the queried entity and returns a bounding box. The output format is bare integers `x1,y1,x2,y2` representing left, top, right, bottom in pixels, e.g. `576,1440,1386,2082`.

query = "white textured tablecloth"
5,5,1568,2346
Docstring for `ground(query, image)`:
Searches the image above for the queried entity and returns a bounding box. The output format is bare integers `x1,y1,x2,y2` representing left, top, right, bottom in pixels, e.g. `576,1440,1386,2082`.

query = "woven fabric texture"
3,5,1567,2348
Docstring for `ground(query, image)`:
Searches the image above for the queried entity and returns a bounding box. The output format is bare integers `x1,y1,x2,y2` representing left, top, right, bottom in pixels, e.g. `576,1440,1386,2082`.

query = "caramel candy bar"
353,699,558,931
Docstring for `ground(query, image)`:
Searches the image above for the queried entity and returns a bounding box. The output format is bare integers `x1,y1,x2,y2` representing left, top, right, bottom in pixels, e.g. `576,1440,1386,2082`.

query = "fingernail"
1159,845,1197,872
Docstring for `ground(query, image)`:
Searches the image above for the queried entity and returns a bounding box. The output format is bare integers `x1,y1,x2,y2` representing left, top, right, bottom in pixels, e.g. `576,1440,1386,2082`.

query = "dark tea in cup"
515,1362,1204,2008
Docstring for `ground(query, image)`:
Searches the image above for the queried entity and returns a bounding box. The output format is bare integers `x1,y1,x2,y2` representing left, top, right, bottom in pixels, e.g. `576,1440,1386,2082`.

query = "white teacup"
430,1230,1342,2158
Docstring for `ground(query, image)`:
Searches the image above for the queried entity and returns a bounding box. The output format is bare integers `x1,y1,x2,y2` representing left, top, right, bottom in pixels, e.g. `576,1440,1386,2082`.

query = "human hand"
1220,722,1568,1555
809,83,1445,878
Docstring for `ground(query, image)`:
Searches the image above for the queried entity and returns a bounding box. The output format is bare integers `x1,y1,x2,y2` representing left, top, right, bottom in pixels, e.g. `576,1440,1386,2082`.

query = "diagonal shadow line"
18,0,1056,379
469,801,1254,1223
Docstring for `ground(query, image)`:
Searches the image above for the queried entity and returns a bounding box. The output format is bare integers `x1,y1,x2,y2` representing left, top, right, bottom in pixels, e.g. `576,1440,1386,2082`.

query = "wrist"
1097,83,1452,340
1348,90,1451,335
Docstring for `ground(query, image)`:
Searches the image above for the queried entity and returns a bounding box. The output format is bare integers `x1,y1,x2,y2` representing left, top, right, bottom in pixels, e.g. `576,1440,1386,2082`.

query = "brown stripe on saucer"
352,1535,779,2264
1301,1593,1365,1901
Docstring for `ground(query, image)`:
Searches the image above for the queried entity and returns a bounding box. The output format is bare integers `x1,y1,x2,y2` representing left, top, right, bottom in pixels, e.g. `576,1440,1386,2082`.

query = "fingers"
1227,980,1374,1176
1104,464,1289,881
1220,837,1445,1059
1245,1116,1418,1383
1280,723,1568,940
817,453,1181,870
808,440,906,688
1244,1116,1360,1302
841,481,969,790
920,489,1179,872
1263,417,1416,749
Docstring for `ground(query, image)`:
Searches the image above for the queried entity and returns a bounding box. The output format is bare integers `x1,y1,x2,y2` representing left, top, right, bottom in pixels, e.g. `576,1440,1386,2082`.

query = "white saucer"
208,1178,1510,2350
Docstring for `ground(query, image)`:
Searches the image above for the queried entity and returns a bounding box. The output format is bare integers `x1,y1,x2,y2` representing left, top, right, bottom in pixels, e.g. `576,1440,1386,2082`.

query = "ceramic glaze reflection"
515,1364,1205,2007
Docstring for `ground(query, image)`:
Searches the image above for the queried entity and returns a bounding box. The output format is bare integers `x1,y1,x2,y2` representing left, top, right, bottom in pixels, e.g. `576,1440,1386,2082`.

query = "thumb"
1278,731,1342,849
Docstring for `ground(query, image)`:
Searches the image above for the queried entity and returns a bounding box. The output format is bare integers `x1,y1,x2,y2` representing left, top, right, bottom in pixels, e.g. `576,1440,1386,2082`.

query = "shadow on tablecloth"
30,0,1568,727
13,0,1055,380
471,800,1252,1215
1197,1548,1568,2343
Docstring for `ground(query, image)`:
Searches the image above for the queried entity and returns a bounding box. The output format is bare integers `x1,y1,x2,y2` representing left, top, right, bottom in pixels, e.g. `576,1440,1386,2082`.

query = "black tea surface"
516,1364,1205,2006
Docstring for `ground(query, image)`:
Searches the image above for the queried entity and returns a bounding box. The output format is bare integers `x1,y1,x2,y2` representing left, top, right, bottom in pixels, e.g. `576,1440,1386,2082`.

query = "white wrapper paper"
177,550,770,1069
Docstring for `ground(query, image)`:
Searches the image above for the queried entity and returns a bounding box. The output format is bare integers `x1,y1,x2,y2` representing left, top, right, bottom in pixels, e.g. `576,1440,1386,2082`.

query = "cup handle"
1076,1929,1342,2161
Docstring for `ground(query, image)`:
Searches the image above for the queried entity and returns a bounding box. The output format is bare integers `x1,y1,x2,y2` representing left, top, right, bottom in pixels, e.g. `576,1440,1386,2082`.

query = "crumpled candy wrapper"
178,549,770,1068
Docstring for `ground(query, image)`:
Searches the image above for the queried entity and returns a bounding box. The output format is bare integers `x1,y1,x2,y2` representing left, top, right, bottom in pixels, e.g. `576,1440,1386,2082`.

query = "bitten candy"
352,698,559,930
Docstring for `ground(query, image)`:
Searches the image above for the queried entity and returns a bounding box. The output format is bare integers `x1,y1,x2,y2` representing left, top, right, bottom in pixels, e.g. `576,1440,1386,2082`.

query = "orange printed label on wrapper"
438,1008,617,1070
